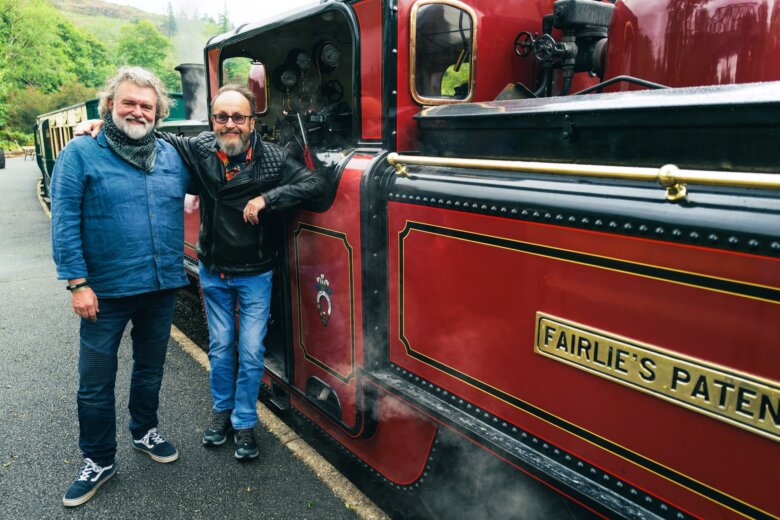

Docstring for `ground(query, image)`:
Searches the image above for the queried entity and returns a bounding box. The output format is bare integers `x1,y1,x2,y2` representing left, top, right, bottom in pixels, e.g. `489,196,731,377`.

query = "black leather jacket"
160,131,327,275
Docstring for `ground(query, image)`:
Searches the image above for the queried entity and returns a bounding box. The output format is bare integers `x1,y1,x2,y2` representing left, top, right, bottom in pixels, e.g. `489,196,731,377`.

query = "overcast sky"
103,0,319,27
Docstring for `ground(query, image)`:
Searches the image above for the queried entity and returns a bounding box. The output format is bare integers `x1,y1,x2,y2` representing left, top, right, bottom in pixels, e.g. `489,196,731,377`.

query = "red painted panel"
207,48,220,101
395,0,550,152
353,0,383,140
387,202,780,518
291,381,438,485
605,0,780,90
294,228,355,381
288,156,370,429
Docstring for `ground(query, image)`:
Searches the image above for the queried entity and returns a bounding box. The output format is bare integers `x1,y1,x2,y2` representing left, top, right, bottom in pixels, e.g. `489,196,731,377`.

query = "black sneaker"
234,427,259,460
62,458,117,507
203,410,233,446
131,428,179,463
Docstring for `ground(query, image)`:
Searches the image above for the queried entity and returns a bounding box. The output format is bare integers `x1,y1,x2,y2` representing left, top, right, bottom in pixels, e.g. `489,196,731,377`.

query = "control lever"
296,112,315,171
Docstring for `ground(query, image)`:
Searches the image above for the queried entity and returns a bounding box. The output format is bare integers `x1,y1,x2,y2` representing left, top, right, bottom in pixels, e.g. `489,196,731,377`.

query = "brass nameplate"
534,313,780,443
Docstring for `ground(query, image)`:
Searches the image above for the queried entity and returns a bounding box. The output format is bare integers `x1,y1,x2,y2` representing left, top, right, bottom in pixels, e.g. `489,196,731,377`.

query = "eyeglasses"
211,113,252,124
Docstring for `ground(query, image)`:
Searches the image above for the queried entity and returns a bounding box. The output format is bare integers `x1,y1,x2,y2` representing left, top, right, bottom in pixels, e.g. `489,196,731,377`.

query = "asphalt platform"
0,157,380,519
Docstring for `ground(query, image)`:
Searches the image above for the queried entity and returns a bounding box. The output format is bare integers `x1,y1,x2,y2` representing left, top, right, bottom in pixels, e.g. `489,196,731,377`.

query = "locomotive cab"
207,2,357,184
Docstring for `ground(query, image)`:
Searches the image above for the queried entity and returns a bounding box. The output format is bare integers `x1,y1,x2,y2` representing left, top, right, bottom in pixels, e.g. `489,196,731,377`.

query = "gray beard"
216,131,251,156
112,112,153,140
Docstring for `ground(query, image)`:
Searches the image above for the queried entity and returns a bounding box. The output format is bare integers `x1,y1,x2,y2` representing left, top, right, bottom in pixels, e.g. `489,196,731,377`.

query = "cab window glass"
412,1,475,103
221,57,268,114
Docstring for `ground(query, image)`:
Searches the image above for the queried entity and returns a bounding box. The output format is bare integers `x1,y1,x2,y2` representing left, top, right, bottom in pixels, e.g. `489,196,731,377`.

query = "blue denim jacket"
51,133,191,297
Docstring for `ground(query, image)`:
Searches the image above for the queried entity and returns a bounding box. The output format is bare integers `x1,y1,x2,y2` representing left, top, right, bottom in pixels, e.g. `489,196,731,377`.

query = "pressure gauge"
318,42,341,70
296,52,312,71
280,69,298,89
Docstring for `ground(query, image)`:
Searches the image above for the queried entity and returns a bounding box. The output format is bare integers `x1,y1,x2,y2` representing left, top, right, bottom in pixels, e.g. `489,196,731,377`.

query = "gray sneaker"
203,410,233,446
234,427,259,460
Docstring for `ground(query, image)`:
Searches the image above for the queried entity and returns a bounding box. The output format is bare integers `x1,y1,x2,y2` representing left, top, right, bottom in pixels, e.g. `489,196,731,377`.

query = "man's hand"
72,288,99,321
74,119,103,138
243,195,266,225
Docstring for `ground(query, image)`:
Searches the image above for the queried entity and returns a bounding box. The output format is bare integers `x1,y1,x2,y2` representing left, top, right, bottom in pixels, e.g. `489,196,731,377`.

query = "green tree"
0,0,111,133
218,3,231,34
50,82,99,109
165,2,177,37
116,19,179,90
58,21,113,88
6,86,56,135
0,0,70,93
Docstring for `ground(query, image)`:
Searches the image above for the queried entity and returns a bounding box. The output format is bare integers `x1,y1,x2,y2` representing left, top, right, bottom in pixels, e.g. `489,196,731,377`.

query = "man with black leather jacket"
172,84,327,460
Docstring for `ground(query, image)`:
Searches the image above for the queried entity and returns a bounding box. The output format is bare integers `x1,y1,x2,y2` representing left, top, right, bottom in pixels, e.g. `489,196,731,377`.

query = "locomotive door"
283,156,373,434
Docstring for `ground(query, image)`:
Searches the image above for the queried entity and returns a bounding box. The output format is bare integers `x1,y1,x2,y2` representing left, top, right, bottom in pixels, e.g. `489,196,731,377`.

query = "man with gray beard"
52,66,190,507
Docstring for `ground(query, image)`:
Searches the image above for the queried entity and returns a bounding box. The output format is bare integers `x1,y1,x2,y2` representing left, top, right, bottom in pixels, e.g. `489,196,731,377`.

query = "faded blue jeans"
77,289,177,466
198,262,272,429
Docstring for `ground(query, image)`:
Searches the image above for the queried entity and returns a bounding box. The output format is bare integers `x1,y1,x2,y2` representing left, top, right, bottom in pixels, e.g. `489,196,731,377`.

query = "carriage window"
411,0,476,104
222,57,268,114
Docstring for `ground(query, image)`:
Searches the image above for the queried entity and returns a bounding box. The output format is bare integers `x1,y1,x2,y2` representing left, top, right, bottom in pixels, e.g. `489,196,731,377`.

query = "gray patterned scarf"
102,112,157,172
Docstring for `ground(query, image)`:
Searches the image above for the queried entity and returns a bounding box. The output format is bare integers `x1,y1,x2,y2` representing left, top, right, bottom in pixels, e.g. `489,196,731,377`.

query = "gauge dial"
318,42,341,70
280,69,298,89
296,52,312,71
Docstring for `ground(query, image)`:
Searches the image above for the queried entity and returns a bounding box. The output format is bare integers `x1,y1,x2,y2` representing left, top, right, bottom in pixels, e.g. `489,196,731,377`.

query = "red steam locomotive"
45,0,780,518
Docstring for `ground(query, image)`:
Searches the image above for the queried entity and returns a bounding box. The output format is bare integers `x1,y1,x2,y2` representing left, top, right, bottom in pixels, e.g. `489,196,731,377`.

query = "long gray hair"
98,66,171,126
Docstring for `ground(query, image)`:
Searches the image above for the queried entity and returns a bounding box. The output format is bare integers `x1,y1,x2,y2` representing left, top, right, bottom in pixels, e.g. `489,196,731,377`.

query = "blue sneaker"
131,428,179,463
62,458,117,507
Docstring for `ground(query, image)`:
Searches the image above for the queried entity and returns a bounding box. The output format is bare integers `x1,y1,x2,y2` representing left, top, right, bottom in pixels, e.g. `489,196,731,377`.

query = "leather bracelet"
70,286,90,294
66,281,89,291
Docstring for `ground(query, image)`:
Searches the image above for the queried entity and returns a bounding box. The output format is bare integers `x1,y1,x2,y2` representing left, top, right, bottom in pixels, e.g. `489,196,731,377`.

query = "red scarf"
216,145,254,182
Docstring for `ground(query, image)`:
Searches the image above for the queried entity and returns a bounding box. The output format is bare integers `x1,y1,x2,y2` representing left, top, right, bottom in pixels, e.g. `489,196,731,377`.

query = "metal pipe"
386,153,780,201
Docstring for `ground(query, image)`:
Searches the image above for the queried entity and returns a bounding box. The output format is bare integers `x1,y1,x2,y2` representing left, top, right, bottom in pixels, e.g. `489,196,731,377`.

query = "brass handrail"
386,153,780,202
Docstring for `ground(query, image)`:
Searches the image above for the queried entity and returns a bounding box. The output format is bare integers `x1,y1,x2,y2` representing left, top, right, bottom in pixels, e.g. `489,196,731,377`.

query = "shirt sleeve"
155,131,200,171
50,145,89,281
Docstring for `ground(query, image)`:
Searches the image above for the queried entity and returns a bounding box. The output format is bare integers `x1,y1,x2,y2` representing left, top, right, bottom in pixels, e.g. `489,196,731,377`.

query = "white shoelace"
138,427,166,447
78,458,109,481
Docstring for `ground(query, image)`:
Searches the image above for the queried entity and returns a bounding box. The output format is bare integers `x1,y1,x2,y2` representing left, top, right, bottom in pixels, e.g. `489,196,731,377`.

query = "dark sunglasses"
211,113,252,124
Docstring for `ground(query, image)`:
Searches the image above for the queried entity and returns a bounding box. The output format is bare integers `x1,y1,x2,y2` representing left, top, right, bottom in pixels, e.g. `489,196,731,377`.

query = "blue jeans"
77,289,177,466
198,263,272,429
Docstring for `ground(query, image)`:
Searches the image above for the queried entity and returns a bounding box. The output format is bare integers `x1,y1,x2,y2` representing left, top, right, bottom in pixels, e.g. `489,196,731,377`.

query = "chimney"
175,63,207,120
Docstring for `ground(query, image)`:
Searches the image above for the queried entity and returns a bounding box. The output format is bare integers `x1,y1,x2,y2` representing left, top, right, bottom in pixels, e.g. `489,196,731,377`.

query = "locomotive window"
221,57,268,115
411,0,476,105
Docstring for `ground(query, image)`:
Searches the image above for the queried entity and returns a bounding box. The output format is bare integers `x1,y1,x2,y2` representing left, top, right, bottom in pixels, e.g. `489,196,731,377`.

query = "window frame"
409,0,478,106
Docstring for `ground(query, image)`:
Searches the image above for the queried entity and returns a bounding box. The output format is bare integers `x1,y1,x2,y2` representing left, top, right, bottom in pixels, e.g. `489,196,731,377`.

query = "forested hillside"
0,0,227,149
